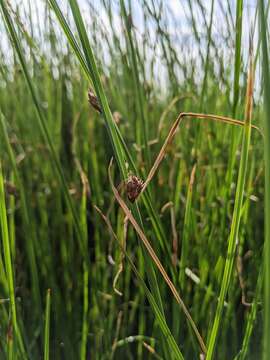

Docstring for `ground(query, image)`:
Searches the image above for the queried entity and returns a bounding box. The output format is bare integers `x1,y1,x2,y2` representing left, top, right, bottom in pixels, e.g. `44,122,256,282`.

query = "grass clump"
0,0,268,359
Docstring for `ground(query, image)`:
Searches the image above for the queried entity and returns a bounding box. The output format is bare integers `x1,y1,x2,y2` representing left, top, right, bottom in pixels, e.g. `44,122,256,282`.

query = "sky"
1,0,260,92
6,0,258,43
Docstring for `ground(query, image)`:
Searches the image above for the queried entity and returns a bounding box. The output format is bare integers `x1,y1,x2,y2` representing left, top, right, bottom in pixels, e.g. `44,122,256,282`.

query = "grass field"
0,0,270,359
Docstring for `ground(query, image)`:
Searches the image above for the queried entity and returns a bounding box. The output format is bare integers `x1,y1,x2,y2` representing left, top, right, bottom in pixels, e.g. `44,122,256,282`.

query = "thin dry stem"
140,112,261,197
108,159,207,355
158,94,194,135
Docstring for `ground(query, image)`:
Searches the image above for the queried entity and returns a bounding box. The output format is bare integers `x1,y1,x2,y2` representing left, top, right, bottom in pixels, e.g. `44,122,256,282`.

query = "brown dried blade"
108,158,207,355
140,112,262,197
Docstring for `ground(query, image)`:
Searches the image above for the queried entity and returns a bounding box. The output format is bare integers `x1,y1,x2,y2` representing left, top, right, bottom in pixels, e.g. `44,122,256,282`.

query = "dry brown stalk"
108,159,207,355
140,112,261,199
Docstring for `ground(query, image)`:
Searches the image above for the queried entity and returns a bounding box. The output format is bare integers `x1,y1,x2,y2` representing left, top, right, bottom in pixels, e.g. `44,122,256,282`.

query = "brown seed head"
88,88,102,114
126,175,144,203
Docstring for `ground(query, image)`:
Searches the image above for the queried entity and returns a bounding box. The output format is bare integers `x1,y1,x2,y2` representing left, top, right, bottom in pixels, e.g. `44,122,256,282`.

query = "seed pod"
126,175,144,203
88,88,102,114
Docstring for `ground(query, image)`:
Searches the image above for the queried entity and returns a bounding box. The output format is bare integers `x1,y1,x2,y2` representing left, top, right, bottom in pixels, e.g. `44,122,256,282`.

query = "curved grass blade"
141,112,261,195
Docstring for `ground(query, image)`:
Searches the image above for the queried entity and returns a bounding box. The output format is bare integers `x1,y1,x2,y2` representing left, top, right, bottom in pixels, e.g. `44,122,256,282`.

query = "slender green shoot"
0,162,26,359
206,48,254,360
259,0,270,358
44,289,51,360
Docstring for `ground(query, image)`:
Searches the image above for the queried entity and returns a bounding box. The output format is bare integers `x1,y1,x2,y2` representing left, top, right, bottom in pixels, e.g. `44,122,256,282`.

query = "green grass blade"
47,0,90,81
49,0,172,266
60,0,127,178
59,2,179,357
0,110,41,312
120,0,150,168
127,254,184,360
0,0,85,255
0,162,27,359
236,269,262,360
232,0,244,116
206,54,254,360
80,186,89,360
44,289,51,360
259,0,270,358
95,206,184,360
224,0,244,209
179,165,196,288
200,0,215,109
